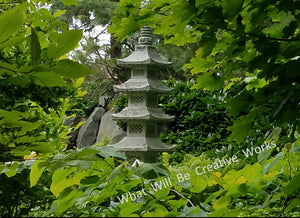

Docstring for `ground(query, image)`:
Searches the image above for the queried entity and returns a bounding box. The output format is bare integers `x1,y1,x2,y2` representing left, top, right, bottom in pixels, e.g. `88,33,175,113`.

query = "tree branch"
121,40,135,51
170,188,195,207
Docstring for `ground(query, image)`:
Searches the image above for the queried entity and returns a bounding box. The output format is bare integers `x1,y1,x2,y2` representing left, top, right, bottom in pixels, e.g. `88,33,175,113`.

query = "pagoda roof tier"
111,136,175,152
113,78,173,93
117,46,172,67
112,106,174,121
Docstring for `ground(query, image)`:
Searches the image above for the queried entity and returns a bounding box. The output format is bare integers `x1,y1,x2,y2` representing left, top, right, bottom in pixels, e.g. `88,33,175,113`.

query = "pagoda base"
111,136,175,152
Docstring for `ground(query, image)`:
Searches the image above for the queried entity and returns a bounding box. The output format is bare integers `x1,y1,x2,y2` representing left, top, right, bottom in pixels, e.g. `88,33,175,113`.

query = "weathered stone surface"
99,95,109,107
76,107,105,148
110,26,175,162
96,110,126,144
65,116,86,149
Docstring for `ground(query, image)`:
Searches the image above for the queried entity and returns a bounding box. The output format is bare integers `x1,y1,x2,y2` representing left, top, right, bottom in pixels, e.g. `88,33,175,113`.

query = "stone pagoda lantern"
111,26,175,162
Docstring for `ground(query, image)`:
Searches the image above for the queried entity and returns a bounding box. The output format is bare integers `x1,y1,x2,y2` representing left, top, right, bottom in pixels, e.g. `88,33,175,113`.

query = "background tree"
50,0,198,117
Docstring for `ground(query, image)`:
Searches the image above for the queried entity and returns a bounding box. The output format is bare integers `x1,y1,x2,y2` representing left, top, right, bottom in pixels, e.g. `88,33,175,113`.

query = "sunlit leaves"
212,195,231,209
109,0,300,145
54,59,94,78
50,188,85,216
30,160,47,187
0,6,24,44
61,0,77,6
47,30,83,59
189,174,207,193
262,11,296,38
30,71,66,87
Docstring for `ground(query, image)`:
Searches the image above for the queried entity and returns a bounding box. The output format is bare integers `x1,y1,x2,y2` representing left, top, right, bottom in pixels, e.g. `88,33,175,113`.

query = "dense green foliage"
109,0,300,142
26,133,300,217
0,0,299,217
160,80,233,162
0,0,92,216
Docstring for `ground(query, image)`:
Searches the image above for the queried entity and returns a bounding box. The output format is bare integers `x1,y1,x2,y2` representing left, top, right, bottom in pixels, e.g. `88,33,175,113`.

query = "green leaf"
0,35,26,50
262,11,295,38
242,163,262,184
285,198,300,213
192,71,225,90
227,109,260,142
4,162,19,177
265,127,281,143
7,75,31,87
0,60,18,73
15,135,44,144
30,28,41,65
27,142,56,153
53,10,66,18
97,146,127,159
262,151,284,174
30,160,47,187
106,164,126,183
65,147,102,161
258,148,272,166
133,163,170,179
47,30,82,59
30,71,66,87
282,172,300,195
52,188,84,215
119,202,142,217
189,175,207,193
246,78,268,91
195,0,214,8
80,175,100,185
54,59,93,78
61,0,77,6
224,91,251,116
204,190,224,204
50,168,77,197
108,18,139,41
222,0,244,20
212,195,231,210
0,6,24,43
186,57,215,74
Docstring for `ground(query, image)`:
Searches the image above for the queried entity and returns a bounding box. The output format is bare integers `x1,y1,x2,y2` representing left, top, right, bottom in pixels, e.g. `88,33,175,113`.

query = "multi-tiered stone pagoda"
111,26,175,162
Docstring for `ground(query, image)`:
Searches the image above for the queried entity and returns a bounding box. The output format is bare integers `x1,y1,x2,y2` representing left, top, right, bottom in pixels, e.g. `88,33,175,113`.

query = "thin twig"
170,188,195,207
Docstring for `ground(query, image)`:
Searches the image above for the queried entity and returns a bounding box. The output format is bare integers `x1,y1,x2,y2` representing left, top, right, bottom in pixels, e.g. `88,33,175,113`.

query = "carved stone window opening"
129,124,143,135
130,96,144,104
133,67,145,77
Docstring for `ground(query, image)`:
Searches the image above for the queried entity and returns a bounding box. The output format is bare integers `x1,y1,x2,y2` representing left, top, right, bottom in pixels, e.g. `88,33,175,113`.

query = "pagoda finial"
138,26,152,46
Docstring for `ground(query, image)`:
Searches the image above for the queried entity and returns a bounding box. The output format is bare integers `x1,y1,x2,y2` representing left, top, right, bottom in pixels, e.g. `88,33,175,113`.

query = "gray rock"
77,107,106,148
64,116,76,126
96,110,126,144
99,95,109,107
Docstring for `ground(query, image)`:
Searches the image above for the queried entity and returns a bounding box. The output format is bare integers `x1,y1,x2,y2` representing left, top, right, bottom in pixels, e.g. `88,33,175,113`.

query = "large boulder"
96,110,126,144
76,107,106,148
64,116,86,149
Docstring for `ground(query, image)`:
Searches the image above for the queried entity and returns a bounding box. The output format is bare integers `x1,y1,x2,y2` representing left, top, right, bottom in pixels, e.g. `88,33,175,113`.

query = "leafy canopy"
109,0,300,142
